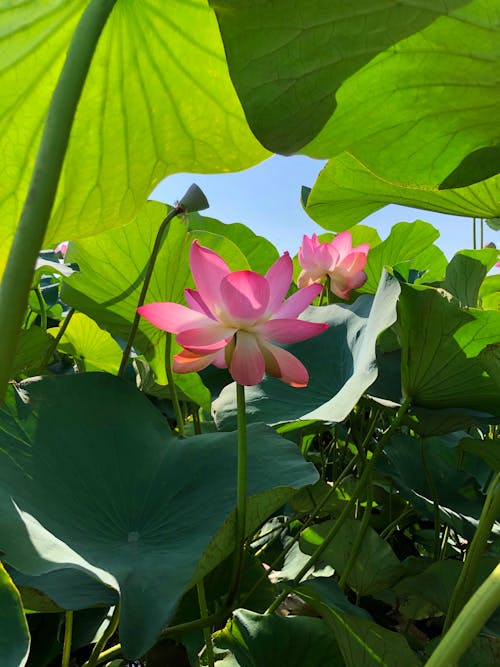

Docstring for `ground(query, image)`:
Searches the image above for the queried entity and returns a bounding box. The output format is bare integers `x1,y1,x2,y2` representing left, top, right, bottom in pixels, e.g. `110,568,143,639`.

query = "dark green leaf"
0,373,317,658
215,609,343,667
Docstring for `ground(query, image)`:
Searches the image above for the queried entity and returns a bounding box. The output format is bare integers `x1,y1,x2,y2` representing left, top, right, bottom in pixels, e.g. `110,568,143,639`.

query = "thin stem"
439,524,451,561
339,480,373,592
265,399,411,614
317,281,327,307
82,606,120,667
380,506,413,541
227,382,248,604
91,611,224,666
472,217,477,249
0,0,118,400
420,438,442,561
480,218,484,249
240,451,361,608
197,581,215,667
165,332,185,437
33,287,47,330
424,562,500,667
444,473,500,631
61,611,73,667
192,403,201,435
118,205,183,377
44,307,75,366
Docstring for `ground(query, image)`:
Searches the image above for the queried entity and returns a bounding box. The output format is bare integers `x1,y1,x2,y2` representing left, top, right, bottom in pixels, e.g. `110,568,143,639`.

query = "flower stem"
44,307,75,366
33,287,47,330
197,581,215,667
265,399,411,614
0,0,118,400
164,333,185,437
82,605,120,667
444,472,500,631
227,383,248,605
420,438,442,561
339,480,373,592
424,562,500,667
61,611,73,667
118,205,183,377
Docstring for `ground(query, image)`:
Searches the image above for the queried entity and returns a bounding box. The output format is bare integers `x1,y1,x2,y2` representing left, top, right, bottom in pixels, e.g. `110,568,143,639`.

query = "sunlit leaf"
48,312,123,374
304,153,500,232
0,0,268,276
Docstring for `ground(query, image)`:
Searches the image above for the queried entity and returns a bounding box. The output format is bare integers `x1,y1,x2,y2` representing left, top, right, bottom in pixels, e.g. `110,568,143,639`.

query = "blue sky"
152,154,495,261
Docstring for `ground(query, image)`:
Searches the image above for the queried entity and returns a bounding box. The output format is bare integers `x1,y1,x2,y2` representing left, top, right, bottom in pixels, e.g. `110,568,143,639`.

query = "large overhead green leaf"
0,562,30,667
0,0,268,276
303,153,500,232
61,200,250,385
303,0,500,188
209,0,469,155
0,373,317,658
398,283,500,415
212,271,400,430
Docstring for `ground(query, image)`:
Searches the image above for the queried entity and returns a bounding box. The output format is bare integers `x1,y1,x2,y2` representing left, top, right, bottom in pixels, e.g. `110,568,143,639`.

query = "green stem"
227,383,248,605
339,480,373,592
61,611,73,667
82,606,120,667
91,610,225,665
44,307,75,365
444,473,500,631
480,218,484,249
265,399,411,614
0,0,117,400
118,205,183,377
379,506,413,541
425,562,500,667
472,217,477,249
197,581,215,667
165,332,185,437
33,287,47,330
420,438,442,561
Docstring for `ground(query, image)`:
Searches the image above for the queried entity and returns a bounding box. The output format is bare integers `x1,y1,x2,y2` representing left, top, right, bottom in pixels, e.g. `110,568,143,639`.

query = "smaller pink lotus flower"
54,241,69,257
298,231,369,299
138,241,328,387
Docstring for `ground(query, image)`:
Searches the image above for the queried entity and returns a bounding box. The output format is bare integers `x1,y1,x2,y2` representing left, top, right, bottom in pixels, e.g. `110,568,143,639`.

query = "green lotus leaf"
0,373,317,658
0,0,268,276
304,153,500,232
0,562,30,667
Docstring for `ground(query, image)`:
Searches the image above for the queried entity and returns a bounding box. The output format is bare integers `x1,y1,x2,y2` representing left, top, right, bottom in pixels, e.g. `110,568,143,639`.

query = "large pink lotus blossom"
298,231,369,299
138,241,328,387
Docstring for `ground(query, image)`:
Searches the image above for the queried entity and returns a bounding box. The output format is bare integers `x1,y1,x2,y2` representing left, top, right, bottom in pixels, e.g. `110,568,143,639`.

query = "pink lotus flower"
138,241,328,387
298,231,369,299
55,241,69,257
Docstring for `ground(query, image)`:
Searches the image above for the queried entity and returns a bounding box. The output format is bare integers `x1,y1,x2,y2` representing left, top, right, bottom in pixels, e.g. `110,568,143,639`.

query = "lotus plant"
298,231,369,299
138,240,328,387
